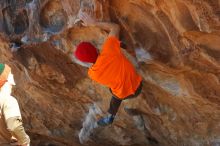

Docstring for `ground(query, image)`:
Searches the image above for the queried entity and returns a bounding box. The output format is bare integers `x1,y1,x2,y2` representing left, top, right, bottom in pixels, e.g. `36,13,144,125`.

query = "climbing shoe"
97,114,114,126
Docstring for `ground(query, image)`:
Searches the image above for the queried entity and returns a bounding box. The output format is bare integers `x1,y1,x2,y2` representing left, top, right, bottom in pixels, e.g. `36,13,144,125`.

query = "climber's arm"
94,22,120,38
78,11,120,38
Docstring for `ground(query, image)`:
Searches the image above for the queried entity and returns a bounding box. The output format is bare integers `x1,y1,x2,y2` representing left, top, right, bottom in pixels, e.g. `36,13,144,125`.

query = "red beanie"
74,42,98,63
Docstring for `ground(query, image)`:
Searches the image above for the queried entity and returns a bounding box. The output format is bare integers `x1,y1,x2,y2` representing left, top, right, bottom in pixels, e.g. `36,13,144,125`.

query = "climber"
0,63,30,146
75,10,143,126
74,11,142,126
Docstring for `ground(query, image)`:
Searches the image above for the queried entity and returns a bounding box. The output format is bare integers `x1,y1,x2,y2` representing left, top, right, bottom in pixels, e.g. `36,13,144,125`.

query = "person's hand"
10,136,30,146
78,10,96,26
10,136,19,145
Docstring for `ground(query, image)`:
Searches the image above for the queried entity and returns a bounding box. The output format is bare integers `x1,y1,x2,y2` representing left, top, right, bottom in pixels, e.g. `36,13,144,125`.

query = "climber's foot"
97,114,114,126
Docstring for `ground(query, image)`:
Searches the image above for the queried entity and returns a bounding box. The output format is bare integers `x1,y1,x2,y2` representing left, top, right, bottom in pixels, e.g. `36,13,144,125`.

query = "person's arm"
95,22,120,38
78,11,120,38
6,117,30,146
3,96,30,146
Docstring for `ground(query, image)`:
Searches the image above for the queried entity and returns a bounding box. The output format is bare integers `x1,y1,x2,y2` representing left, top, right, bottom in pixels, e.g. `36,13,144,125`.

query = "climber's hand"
78,10,96,27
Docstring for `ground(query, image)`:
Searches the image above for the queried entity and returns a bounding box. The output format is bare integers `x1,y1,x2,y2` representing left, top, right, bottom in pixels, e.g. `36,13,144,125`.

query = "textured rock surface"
0,0,220,146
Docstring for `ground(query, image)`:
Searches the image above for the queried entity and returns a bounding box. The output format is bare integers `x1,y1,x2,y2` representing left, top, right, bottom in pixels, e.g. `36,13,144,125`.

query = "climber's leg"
97,96,122,126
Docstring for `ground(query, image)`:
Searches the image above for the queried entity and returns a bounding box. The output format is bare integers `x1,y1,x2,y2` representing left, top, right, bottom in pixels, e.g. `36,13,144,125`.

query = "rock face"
0,0,220,146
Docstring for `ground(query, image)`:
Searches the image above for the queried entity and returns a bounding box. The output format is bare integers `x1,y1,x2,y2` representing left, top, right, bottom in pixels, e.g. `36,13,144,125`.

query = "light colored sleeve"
6,117,30,145
3,96,21,120
3,96,30,145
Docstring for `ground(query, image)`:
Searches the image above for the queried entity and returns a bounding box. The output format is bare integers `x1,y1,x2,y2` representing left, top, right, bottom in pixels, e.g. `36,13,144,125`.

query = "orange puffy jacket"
88,36,142,99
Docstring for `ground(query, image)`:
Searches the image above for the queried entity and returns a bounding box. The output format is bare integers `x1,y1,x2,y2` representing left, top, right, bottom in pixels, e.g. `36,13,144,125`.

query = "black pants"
108,81,142,116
